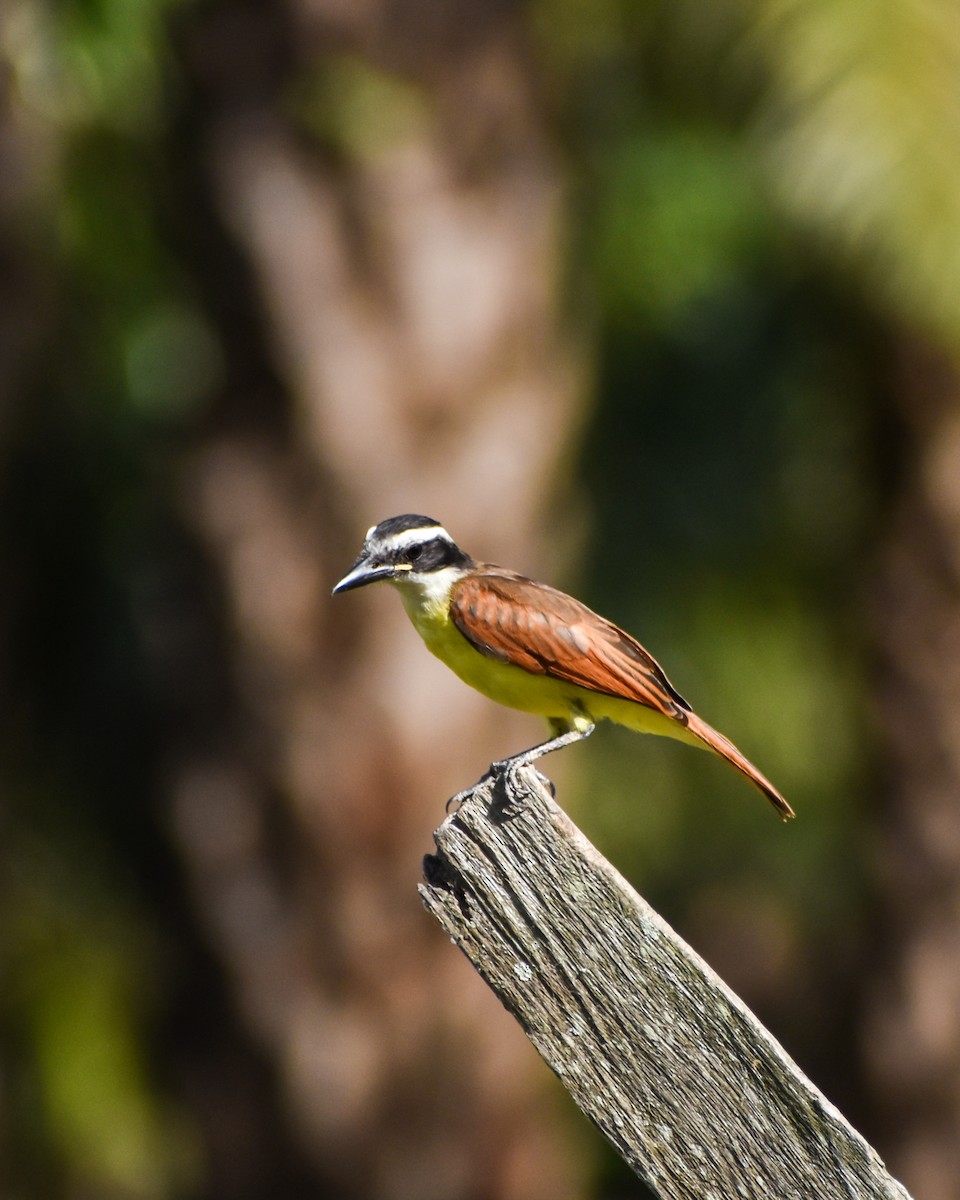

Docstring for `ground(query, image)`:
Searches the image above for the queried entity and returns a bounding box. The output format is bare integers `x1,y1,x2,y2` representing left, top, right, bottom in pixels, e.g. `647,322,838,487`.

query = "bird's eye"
408,542,425,563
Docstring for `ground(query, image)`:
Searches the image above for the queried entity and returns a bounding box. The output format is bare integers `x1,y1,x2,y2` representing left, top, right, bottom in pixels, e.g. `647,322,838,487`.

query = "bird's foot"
487,758,555,816
444,760,555,818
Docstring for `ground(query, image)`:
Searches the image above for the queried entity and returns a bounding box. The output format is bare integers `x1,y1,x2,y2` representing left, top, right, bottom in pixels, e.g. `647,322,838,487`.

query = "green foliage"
289,54,434,159
7,855,195,1196
748,0,960,351
12,0,180,132
2,1,212,1195
590,127,776,331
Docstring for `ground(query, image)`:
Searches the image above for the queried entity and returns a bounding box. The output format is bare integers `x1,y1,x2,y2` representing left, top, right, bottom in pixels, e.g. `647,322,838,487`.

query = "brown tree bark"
867,340,960,1200
167,2,585,1197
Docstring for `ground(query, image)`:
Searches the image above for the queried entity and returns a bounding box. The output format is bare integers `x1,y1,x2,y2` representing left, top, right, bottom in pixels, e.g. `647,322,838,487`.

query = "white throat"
393,564,465,620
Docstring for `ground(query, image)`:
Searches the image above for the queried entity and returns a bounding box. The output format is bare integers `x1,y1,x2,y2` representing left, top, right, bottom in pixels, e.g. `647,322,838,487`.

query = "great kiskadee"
333,514,793,819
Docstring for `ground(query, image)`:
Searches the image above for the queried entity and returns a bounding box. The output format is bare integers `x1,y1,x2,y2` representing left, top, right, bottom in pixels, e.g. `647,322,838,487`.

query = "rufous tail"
685,712,794,820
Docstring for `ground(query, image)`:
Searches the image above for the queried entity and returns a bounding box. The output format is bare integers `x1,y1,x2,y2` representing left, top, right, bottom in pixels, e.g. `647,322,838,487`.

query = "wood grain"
420,768,911,1200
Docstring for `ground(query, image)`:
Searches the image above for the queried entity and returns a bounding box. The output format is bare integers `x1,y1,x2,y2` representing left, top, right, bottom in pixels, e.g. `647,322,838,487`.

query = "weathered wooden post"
420,769,911,1200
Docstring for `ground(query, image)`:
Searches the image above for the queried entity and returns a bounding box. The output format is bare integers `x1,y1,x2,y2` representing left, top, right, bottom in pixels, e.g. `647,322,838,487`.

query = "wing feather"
449,569,794,819
450,571,690,722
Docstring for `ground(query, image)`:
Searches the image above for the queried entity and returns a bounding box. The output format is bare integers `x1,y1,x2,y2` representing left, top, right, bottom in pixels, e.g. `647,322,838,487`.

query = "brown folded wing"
449,569,794,819
449,570,691,723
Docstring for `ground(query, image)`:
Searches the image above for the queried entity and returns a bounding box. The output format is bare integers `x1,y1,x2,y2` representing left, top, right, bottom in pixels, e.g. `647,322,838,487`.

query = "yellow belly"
400,585,701,748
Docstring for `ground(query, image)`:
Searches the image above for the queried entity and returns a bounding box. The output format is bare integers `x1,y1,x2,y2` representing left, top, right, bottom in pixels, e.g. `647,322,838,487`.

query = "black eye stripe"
393,537,442,563
382,535,472,572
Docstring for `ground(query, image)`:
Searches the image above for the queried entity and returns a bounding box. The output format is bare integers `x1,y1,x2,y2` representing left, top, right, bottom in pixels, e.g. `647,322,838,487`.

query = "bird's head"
332,514,474,596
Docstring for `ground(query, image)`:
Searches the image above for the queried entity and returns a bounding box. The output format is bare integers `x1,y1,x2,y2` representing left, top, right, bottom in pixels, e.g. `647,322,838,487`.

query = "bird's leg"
489,719,595,809
495,720,596,771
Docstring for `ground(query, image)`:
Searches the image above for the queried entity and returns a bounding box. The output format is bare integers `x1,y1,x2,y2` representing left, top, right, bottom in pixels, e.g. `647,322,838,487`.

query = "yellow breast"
397,575,576,720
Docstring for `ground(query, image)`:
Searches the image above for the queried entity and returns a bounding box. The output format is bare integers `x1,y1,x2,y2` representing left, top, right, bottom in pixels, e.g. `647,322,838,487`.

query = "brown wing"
450,569,795,819
449,569,691,723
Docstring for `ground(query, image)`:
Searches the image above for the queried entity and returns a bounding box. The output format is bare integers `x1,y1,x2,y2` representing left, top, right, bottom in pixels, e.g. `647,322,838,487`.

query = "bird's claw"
488,759,556,812
535,768,557,798
444,760,555,817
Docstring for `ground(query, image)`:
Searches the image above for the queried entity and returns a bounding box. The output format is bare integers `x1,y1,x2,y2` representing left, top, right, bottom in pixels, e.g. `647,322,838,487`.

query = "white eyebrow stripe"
378,525,449,551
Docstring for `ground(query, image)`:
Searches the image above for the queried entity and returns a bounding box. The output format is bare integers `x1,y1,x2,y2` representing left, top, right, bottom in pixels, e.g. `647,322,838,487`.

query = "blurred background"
2,0,959,1197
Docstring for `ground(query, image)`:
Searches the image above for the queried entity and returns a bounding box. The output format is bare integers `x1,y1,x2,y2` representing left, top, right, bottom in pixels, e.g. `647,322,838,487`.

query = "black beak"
332,555,396,595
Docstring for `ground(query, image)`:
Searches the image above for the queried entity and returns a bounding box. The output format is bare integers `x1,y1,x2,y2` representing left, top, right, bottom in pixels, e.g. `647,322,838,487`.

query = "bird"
332,514,794,819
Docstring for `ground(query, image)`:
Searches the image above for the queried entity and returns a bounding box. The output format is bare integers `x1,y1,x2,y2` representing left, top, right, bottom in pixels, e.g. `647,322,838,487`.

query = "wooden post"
420,768,912,1200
